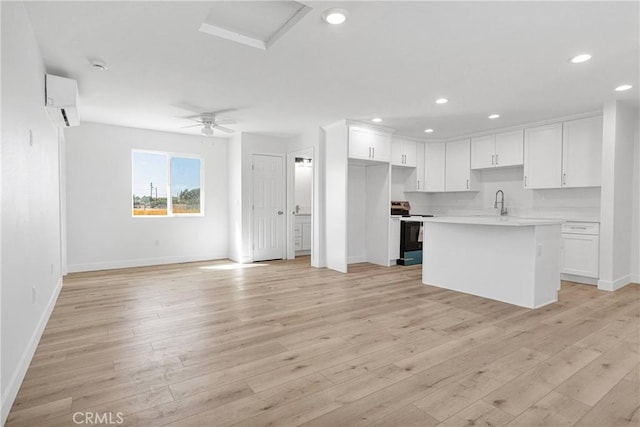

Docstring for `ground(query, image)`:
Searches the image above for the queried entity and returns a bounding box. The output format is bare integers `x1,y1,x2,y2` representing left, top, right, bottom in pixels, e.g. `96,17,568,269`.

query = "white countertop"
411,216,564,227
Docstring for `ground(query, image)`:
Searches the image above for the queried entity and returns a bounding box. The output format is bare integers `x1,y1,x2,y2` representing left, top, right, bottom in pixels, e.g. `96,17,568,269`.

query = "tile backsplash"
395,167,601,221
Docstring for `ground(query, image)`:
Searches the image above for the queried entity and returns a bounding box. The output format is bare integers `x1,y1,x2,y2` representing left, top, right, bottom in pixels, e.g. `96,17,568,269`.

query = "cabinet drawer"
294,224,302,235
562,222,599,235
294,238,302,250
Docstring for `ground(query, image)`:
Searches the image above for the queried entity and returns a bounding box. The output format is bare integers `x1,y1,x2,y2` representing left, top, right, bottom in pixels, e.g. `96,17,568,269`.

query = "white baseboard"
598,274,633,291
67,253,228,273
561,273,598,286
631,273,640,284
1,278,62,426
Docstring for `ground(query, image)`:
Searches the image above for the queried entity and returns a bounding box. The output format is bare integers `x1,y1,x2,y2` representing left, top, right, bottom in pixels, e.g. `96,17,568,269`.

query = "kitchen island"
420,216,563,309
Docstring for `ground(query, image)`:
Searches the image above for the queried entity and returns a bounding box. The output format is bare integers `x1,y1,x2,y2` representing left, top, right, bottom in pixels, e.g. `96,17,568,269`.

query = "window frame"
131,149,204,218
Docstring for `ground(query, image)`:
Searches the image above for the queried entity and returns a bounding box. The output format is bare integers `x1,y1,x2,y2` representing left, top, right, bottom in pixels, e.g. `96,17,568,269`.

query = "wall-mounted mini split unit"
45,74,80,127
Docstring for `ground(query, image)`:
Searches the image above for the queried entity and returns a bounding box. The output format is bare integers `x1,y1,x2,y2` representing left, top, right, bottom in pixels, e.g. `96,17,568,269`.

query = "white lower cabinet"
389,217,400,264
561,222,599,280
294,215,311,252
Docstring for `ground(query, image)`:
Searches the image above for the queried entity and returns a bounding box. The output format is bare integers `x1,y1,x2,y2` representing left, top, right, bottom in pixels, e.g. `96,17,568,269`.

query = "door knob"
277,211,284,215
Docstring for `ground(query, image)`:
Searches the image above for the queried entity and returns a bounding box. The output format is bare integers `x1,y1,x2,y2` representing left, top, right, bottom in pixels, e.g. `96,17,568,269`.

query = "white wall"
632,121,640,283
227,133,242,263
599,101,638,290
348,164,366,263
1,2,63,422
323,122,348,272
64,122,228,272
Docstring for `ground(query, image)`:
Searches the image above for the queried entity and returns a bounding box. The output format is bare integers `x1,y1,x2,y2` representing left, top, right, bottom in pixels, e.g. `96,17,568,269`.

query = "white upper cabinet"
562,116,602,188
424,142,446,191
414,142,426,191
391,138,417,167
348,126,391,162
524,123,563,189
471,130,523,169
524,117,602,189
471,135,495,169
445,139,475,191
495,130,524,167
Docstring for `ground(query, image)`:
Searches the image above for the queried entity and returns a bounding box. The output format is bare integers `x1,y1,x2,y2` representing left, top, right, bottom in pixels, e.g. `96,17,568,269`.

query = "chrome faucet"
494,190,508,216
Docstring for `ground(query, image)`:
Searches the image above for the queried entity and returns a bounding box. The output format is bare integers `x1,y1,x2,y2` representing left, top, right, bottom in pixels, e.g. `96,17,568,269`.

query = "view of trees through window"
132,151,202,216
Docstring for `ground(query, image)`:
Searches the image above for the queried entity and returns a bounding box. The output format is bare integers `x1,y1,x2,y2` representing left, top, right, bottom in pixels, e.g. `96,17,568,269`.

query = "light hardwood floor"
6,258,640,427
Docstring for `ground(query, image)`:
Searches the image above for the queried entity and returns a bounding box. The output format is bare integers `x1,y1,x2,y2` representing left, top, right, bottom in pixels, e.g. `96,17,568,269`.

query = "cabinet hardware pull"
524,176,528,187
495,154,499,165
492,154,495,165
368,147,372,158
570,226,588,230
563,173,567,185
466,179,469,189
373,147,375,158
417,180,420,190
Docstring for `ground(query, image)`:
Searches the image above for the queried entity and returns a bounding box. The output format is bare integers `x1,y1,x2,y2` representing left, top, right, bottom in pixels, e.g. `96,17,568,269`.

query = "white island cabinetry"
421,217,562,309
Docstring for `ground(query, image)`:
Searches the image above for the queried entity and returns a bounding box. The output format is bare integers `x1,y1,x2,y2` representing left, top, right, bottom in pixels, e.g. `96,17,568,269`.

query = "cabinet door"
403,140,417,168
471,135,495,169
424,142,446,191
562,116,602,188
414,142,425,191
348,127,372,160
389,217,400,262
371,131,391,162
495,130,524,167
302,223,312,250
445,139,471,191
524,123,562,189
561,234,599,278
391,138,404,166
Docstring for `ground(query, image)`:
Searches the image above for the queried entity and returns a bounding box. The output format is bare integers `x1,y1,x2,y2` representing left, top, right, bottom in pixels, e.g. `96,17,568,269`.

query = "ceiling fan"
179,108,236,136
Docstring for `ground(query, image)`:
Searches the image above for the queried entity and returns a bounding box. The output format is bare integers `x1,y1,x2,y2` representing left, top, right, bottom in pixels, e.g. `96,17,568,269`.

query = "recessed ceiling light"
615,84,633,92
570,54,591,64
488,114,500,119
322,8,348,25
435,98,448,104
371,118,382,123
424,129,434,133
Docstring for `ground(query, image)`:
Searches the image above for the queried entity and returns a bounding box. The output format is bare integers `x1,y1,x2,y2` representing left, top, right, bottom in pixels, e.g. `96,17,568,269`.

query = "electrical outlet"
32,286,37,304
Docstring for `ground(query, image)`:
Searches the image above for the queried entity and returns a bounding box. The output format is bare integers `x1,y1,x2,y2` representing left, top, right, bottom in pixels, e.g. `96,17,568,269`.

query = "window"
132,150,202,216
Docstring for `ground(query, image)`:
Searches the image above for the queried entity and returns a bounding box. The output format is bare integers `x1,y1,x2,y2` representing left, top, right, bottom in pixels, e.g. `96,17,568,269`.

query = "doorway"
293,156,312,257
252,154,285,261
287,148,314,262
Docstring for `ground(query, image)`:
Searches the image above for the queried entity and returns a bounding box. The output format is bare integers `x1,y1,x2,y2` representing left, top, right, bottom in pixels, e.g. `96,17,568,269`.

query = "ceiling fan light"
201,125,214,136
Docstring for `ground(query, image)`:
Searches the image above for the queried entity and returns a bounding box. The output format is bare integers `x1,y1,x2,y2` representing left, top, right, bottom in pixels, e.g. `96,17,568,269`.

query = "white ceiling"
23,1,639,140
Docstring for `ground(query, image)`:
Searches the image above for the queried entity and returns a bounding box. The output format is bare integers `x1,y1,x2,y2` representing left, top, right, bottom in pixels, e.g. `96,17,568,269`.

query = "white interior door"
252,154,285,261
